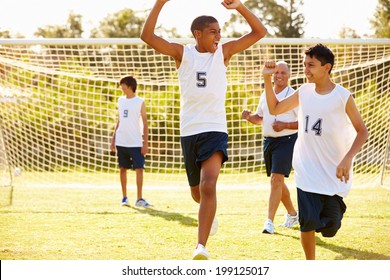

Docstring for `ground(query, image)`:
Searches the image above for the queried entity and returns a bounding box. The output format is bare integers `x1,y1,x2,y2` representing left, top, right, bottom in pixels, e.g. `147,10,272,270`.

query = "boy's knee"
318,222,341,238
200,177,217,190
320,228,338,238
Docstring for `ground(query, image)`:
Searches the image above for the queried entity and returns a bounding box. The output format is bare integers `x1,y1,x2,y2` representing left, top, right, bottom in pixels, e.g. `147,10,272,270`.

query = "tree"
67,12,83,38
0,30,12,39
224,0,305,38
90,9,145,38
34,11,83,38
90,8,181,38
339,27,360,39
370,0,390,38
0,29,24,39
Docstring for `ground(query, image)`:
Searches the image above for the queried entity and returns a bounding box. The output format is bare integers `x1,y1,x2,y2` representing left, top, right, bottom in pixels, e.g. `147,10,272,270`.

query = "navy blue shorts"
263,133,297,177
116,146,145,170
297,188,347,237
180,132,228,187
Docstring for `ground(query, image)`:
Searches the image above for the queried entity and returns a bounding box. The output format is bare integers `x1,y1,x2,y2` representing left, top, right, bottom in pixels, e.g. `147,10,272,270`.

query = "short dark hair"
190,15,218,36
119,76,137,92
305,43,335,74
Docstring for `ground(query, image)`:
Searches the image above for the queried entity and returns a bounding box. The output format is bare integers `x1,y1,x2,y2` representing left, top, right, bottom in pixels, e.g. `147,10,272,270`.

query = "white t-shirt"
177,44,228,136
256,86,298,137
293,83,356,197
115,95,144,147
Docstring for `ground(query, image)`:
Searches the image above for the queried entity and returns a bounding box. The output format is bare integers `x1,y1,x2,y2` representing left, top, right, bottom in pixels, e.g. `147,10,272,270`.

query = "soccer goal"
0,38,389,189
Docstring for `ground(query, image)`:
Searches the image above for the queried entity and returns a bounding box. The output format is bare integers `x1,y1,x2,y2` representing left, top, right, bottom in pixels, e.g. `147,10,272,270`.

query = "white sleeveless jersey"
293,83,356,197
115,96,144,147
256,86,298,137
177,44,228,136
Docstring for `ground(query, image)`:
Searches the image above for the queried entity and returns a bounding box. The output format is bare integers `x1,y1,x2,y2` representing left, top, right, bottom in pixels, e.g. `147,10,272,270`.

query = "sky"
0,0,378,39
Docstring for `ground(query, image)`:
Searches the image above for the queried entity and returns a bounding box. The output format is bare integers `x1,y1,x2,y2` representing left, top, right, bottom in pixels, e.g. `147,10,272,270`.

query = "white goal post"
0,38,389,188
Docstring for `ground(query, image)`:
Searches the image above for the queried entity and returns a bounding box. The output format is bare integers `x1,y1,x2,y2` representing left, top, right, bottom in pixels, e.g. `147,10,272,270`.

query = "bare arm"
140,102,149,156
272,120,298,132
336,96,369,183
222,0,267,64
263,61,299,115
242,110,263,125
140,0,183,67
110,117,119,152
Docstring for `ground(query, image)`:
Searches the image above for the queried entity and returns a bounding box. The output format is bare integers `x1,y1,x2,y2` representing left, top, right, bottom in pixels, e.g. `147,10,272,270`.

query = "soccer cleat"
192,244,209,260
262,218,274,234
210,217,218,236
135,198,151,208
121,197,129,206
280,212,299,228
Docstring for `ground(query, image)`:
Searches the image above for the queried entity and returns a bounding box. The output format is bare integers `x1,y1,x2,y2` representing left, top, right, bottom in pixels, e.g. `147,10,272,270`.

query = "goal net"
0,38,389,189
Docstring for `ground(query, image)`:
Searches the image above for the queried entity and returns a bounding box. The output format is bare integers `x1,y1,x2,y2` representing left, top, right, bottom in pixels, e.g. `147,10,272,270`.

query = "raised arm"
222,0,267,62
263,61,298,115
140,0,183,66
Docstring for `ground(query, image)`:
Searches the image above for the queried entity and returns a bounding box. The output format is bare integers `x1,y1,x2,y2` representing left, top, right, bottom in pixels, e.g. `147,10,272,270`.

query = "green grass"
0,184,389,260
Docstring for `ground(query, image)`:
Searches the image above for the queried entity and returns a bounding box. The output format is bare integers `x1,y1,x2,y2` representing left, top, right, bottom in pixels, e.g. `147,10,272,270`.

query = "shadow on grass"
0,206,198,228
316,238,390,260
277,230,390,260
126,205,198,228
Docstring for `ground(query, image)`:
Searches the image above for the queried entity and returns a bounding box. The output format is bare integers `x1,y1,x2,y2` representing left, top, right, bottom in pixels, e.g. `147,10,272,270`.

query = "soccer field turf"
0,184,389,260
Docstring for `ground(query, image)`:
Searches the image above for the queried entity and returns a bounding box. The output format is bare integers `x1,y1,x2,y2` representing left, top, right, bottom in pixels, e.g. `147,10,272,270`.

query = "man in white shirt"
242,61,298,235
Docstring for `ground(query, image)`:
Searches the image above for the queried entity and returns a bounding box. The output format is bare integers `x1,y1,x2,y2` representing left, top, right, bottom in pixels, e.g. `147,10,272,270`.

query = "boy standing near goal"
110,76,151,208
263,44,368,259
242,61,299,234
141,0,267,259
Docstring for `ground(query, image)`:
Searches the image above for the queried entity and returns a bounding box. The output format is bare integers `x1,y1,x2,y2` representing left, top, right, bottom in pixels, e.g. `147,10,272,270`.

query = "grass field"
0,182,389,260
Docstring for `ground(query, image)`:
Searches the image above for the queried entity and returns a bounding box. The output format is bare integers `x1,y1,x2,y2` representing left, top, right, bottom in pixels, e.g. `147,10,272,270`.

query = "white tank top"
177,44,228,136
256,86,298,137
115,96,144,147
293,83,356,197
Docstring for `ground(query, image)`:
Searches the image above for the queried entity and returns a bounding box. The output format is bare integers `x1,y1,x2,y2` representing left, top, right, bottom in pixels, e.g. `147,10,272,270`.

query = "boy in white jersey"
242,61,299,234
141,0,267,259
110,76,151,208
263,44,368,260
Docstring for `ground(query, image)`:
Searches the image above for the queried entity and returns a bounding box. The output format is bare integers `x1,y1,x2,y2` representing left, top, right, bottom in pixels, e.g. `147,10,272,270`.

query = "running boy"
141,0,267,259
262,44,368,259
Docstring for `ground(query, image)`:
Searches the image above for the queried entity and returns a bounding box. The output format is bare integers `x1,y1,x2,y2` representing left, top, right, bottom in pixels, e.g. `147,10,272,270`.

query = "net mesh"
0,38,389,188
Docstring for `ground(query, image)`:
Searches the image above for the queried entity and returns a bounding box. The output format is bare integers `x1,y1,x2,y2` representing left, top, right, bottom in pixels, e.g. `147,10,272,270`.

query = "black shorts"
116,146,145,169
263,133,297,177
180,132,228,187
297,188,347,237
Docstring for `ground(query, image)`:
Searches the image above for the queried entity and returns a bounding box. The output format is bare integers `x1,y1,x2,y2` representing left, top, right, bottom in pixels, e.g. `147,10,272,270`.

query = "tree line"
1,0,389,39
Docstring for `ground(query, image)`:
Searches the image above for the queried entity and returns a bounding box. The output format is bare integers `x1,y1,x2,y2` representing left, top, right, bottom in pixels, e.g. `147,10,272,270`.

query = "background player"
111,76,151,208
